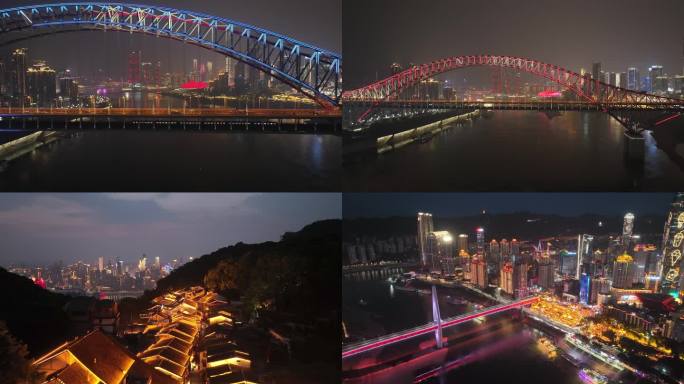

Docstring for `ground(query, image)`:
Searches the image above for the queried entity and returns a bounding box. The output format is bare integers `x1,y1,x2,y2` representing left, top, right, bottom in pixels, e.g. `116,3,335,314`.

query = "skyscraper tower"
576,234,594,279
623,213,635,247
612,253,635,289
476,227,485,256
660,193,684,295
127,50,141,85
417,212,434,267
457,234,468,253
11,48,28,105
627,67,640,91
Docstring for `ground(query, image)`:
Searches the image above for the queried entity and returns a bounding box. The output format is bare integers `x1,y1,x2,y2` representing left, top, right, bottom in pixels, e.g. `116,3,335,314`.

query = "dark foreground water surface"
0,131,341,191
344,111,684,191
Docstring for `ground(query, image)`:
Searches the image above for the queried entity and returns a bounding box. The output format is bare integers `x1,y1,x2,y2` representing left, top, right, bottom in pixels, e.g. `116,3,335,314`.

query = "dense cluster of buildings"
0,47,293,108
8,254,188,300
587,61,684,96
31,287,257,384
347,194,684,348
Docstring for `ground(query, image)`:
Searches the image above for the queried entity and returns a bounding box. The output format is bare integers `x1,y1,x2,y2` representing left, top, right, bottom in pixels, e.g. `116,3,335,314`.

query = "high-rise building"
627,67,640,91
612,253,635,289
26,61,56,106
500,262,513,295
538,257,555,290
576,234,594,279
138,254,147,272
98,256,104,272
579,272,591,304
511,239,520,259
11,48,28,105
500,239,510,259
654,76,669,94
417,212,434,266
616,72,627,88
476,227,485,255
623,213,635,247
661,193,684,295
234,60,246,90
489,239,500,263
224,57,234,86
428,231,454,274
514,263,528,298
591,62,602,82
457,234,468,253
127,51,141,85
649,65,664,92
59,77,79,102
590,277,611,304
471,256,487,289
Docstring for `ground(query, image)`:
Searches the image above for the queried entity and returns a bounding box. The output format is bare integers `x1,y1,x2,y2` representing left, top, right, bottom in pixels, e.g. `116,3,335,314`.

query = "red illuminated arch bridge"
343,55,684,124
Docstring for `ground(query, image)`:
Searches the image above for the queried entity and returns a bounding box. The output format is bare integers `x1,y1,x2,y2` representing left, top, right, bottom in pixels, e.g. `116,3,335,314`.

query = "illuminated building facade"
660,193,684,296
623,213,635,247
579,272,590,305
514,262,528,298
471,256,487,289
489,239,500,264
427,231,454,274
576,234,594,279
628,67,640,91
457,234,468,253
538,257,555,290
500,262,513,295
476,227,485,256
26,61,56,106
417,212,434,267
11,48,27,104
613,254,635,289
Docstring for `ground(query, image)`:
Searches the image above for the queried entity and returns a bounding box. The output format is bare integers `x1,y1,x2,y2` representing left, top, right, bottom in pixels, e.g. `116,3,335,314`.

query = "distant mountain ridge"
343,213,667,242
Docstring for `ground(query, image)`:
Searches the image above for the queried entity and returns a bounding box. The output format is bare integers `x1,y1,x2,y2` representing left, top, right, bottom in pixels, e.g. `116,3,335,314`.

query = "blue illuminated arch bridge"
0,3,342,108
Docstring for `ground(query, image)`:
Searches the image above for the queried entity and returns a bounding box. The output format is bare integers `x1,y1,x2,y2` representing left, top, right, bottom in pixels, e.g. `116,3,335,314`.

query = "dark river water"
344,111,684,191
342,271,630,384
0,131,341,191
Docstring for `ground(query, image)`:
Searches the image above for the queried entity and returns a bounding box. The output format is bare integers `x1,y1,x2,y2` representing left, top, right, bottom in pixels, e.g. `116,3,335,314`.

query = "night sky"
343,0,684,89
0,0,340,80
343,193,675,219
0,193,341,265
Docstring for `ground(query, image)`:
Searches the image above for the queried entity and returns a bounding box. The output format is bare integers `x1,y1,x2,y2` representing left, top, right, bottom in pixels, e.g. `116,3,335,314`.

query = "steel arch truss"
344,55,681,108
0,3,342,107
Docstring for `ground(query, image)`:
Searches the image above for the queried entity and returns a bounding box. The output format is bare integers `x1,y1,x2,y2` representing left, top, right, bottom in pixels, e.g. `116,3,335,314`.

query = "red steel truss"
344,55,681,107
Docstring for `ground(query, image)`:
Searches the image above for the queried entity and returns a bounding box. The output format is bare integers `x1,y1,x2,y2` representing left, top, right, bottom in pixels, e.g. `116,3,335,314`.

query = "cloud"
104,193,257,215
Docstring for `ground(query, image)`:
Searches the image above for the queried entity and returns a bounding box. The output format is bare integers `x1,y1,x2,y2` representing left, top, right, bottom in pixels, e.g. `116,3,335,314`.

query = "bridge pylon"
431,285,443,349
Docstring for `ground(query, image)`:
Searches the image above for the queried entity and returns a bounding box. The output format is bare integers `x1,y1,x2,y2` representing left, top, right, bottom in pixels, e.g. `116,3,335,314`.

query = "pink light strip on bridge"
341,297,538,359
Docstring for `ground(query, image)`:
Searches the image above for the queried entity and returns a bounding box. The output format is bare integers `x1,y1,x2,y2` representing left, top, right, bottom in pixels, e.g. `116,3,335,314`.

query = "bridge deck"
0,107,341,119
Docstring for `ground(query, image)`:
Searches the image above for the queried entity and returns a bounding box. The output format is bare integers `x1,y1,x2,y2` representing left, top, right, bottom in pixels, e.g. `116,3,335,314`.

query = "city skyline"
0,193,341,265
343,193,675,219
0,0,341,79
344,0,684,89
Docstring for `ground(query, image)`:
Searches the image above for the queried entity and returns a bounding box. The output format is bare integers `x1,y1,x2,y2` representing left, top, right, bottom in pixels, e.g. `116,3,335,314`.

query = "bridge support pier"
431,285,443,349
624,129,645,163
